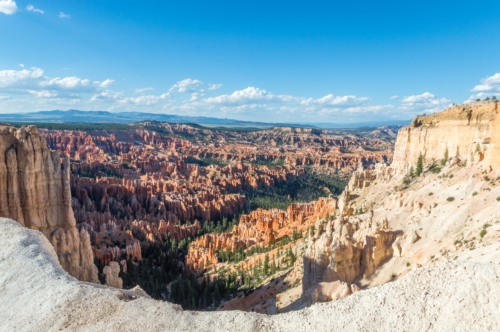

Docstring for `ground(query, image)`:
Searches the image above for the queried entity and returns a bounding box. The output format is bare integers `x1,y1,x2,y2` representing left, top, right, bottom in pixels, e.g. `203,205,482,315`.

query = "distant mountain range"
0,110,411,129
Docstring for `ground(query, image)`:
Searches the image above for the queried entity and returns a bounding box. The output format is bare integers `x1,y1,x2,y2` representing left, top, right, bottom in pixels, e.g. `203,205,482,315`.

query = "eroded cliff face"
0,125,98,283
392,101,499,171
302,165,401,305
300,101,500,307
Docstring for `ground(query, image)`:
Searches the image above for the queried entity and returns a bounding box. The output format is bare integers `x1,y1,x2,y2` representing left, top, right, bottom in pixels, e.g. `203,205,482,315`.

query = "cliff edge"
1,218,500,331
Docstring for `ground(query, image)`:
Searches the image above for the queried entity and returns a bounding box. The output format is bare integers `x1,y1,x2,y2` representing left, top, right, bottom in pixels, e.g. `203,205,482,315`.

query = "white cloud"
134,87,153,94
203,87,298,106
399,92,451,115
19,64,24,68
0,67,44,88
40,76,92,90
390,95,399,100
90,90,121,102
0,0,17,15
26,4,43,13
0,67,119,102
190,92,204,101
301,94,370,107
170,78,203,93
27,90,57,98
471,73,500,92
99,79,115,88
207,83,223,90
59,11,70,18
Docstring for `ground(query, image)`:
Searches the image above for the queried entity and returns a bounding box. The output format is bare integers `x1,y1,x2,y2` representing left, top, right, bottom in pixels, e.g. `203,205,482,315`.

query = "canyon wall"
392,101,499,171
0,125,98,282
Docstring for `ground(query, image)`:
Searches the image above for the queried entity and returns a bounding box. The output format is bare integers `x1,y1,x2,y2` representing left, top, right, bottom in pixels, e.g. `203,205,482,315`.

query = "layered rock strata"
392,100,500,171
0,125,98,282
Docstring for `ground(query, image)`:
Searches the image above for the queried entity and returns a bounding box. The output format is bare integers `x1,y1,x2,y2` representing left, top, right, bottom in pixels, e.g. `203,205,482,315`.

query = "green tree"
416,154,423,176
214,282,221,307
263,254,270,275
441,148,449,166
409,166,415,178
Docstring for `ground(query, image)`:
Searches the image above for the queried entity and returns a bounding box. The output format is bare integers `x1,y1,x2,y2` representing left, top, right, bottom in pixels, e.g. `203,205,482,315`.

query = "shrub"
449,174,454,178
428,192,434,196
472,191,478,196
406,262,410,267
429,164,442,174
497,196,500,202
480,229,487,238
447,197,455,202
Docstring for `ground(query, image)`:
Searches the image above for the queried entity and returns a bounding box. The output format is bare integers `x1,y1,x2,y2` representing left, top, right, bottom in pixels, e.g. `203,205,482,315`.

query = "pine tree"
214,282,221,307
409,166,415,178
263,254,269,275
416,154,423,176
441,148,449,166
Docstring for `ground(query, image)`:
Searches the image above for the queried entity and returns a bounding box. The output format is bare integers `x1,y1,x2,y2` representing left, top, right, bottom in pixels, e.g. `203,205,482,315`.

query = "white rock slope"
1,218,500,331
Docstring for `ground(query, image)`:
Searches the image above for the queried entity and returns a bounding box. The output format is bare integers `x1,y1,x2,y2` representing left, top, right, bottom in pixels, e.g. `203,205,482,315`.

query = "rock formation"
300,100,500,305
302,205,400,303
0,125,98,283
186,197,336,273
104,261,123,289
392,100,500,171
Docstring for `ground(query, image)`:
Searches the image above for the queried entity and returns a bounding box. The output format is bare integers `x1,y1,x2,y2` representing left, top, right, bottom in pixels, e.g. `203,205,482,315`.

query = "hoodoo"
0,125,98,283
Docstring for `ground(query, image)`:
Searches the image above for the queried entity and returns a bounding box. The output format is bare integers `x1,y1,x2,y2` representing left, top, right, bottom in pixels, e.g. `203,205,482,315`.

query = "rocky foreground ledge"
1,218,499,331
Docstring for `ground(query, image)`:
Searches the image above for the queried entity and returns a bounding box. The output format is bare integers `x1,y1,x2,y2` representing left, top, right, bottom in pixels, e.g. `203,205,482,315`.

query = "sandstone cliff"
392,100,499,171
0,125,98,283
298,101,500,308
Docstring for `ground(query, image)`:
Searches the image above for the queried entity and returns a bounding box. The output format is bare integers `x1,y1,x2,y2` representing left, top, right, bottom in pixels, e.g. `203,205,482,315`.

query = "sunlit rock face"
186,197,337,273
392,101,499,172
0,125,98,283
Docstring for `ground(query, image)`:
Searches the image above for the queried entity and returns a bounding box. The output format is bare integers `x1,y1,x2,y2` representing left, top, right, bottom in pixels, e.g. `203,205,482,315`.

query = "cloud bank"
1,66,496,123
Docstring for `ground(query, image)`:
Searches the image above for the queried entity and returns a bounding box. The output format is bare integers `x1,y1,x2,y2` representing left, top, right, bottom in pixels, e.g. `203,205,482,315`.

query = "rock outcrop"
300,100,500,305
302,207,400,303
0,125,98,283
392,100,500,171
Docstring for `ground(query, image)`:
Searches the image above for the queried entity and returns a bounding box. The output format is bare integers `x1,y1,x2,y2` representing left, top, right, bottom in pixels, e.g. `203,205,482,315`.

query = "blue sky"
1,0,500,123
